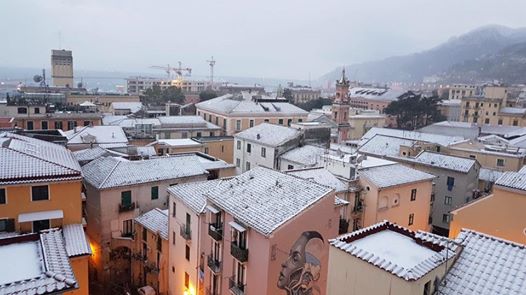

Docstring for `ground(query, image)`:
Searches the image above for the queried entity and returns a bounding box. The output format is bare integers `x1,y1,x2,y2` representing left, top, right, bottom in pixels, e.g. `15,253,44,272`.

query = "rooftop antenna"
207,56,216,87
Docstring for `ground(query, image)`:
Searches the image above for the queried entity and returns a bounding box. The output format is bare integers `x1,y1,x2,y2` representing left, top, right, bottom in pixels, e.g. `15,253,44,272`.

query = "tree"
141,85,185,105
295,97,332,111
385,91,445,130
199,90,218,102
283,88,293,102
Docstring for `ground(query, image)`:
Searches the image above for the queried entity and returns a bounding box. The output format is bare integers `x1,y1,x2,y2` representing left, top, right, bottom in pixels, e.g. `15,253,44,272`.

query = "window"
444,196,452,205
0,188,5,204
237,140,241,150
54,121,63,130
122,219,133,236
182,132,188,138
442,214,451,223
31,185,49,201
446,176,455,191
142,227,147,242
236,158,241,168
484,118,490,124
498,119,503,125
67,121,76,130
496,159,505,167
513,120,519,126
249,120,254,128
235,261,246,286
151,186,159,200
246,143,251,153
408,213,414,226
27,121,34,130
184,272,190,289
223,119,227,128
469,155,476,159
261,147,266,158
278,119,284,125
298,119,303,122
287,119,292,126
32,219,50,232
287,165,294,170
121,191,132,206
157,236,162,252
172,202,176,217
0,218,15,232
83,121,91,126
172,231,176,245
246,161,251,171
410,189,417,201
17,107,27,114
204,147,209,154
185,245,190,261
264,119,269,123
236,120,241,131
41,121,48,130
196,132,202,137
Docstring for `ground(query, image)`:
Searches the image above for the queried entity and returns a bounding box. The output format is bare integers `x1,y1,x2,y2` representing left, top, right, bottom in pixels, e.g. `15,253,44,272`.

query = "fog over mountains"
321,25,526,85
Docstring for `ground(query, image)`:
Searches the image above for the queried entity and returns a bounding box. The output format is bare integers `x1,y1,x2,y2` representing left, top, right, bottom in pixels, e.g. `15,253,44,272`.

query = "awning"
206,205,219,214
18,210,64,223
229,221,246,232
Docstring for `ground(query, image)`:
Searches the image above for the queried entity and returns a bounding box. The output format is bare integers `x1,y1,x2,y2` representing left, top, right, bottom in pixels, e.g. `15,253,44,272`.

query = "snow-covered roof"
195,93,308,116
0,132,82,185
0,229,78,294
349,87,403,101
509,135,526,148
79,101,96,107
358,134,417,158
436,229,526,294
330,221,455,281
82,155,208,189
359,164,435,189
360,127,464,147
111,102,143,113
479,168,504,182
206,167,333,237
63,126,128,145
235,123,301,147
104,115,220,130
168,179,225,214
279,145,327,166
73,146,110,162
494,171,526,191
153,139,203,147
413,151,477,173
135,208,169,240
62,224,92,257
287,168,347,192
499,107,526,115
519,166,526,174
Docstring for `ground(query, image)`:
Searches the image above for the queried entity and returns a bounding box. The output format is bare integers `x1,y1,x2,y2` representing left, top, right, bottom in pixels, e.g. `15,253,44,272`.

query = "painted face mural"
278,231,324,295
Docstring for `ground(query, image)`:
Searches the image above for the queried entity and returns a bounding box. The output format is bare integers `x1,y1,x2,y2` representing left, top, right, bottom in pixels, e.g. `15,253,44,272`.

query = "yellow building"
449,171,526,244
348,110,386,140
192,136,234,164
0,132,90,295
132,209,169,295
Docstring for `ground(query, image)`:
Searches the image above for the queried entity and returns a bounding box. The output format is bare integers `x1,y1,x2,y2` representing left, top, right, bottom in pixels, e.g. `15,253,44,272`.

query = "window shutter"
6,219,15,232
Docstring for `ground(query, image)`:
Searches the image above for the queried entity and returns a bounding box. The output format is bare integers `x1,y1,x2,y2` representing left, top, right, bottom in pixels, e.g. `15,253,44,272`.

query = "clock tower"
332,68,351,143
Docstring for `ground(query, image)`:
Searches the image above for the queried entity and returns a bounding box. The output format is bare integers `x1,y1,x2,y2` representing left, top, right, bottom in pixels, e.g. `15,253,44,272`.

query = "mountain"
321,25,526,84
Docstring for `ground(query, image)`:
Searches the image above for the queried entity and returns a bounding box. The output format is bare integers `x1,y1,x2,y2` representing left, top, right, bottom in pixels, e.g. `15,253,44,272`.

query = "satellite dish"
33,75,43,83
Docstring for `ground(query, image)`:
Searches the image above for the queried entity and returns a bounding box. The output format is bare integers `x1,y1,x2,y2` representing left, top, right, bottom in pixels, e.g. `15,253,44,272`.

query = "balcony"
352,202,363,213
228,277,245,295
208,223,223,241
207,255,222,273
119,202,136,213
180,224,192,241
231,242,248,262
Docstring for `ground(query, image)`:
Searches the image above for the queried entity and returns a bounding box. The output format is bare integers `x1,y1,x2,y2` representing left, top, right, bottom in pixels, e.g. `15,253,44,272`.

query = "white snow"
0,241,42,285
156,139,202,147
351,230,436,269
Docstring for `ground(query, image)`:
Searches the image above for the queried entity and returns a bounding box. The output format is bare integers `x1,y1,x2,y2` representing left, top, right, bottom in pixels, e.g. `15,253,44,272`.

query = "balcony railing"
119,202,136,213
208,223,223,241
231,242,248,262
180,224,192,240
228,277,245,295
207,254,222,273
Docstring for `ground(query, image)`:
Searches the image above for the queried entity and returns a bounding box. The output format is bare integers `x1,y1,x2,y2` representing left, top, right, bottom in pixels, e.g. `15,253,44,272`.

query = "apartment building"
234,123,302,172
51,49,74,87
327,221,456,295
348,87,403,114
203,167,339,295
279,144,328,171
402,151,479,236
449,170,526,244
0,132,90,295
437,99,461,121
195,92,308,135
126,77,206,95
448,84,478,99
132,208,169,295
81,155,210,286
167,179,224,295
192,136,234,164
284,82,321,104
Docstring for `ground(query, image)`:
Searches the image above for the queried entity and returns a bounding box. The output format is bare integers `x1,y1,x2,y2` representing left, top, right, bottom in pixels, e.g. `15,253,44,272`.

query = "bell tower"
332,68,351,143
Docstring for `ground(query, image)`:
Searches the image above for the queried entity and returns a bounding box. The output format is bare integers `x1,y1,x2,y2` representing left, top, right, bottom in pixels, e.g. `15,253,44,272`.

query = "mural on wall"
278,231,324,295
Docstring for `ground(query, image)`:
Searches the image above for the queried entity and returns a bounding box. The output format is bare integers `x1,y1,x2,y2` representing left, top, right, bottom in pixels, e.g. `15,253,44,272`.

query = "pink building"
204,167,340,295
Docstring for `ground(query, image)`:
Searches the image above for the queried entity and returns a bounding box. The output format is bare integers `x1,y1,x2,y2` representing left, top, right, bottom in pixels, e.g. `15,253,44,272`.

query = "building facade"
51,49,74,87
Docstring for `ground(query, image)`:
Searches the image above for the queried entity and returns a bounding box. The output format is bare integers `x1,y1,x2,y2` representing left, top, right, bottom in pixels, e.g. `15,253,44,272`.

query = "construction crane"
206,56,216,86
150,61,192,80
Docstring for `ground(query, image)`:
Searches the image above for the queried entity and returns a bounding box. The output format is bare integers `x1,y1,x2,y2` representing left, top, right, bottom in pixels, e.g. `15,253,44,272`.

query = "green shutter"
121,191,132,206
151,186,159,200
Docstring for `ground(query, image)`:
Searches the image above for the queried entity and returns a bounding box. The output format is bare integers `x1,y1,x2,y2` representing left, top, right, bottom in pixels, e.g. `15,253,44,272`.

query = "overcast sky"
2,0,526,80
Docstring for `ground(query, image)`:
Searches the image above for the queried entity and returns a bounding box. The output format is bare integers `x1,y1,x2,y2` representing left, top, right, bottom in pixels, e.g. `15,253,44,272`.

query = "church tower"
332,68,351,143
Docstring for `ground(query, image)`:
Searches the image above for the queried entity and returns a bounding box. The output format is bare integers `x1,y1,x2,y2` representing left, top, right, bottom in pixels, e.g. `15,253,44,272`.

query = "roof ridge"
98,158,121,189
459,228,526,249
